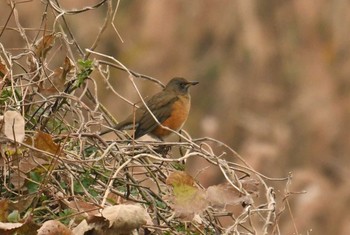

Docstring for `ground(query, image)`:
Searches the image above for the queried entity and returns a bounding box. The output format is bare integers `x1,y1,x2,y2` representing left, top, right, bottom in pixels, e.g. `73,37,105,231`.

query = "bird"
100,77,199,140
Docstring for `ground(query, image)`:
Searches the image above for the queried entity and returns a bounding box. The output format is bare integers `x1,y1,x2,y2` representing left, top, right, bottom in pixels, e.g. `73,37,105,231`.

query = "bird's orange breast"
151,95,191,138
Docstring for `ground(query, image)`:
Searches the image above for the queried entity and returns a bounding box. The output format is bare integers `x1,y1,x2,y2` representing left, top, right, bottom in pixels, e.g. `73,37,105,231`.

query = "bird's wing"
113,107,144,131
134,93,178,139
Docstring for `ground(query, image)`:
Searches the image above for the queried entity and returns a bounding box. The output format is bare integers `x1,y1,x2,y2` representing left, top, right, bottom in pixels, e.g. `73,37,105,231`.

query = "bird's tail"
99,121,138,135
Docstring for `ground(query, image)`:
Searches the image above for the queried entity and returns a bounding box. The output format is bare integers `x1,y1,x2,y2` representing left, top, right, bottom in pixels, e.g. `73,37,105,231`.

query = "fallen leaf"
8,195,35,213
34,131,60,155
0,217,38,235
72,219,94,235
8,174,26,190
37,220,73,235
65,199,100,216
102,204,148,231
19,155,49,174
3,111,25,143
86,204,150,235
0,222,23,230
0,199,9,221
14,219,39,235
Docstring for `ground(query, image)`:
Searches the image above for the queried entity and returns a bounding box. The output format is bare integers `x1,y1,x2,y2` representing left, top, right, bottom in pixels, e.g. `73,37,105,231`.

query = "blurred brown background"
1,0,350,234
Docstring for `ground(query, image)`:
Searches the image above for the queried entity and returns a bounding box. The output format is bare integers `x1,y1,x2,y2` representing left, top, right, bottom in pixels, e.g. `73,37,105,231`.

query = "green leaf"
0,89,12,104
7,210,20,222
74,59,93,88
27,171,43,193
58,209,73,225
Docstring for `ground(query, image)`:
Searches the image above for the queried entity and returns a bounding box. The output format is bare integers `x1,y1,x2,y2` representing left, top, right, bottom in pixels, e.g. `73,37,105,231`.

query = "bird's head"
164,77,199,94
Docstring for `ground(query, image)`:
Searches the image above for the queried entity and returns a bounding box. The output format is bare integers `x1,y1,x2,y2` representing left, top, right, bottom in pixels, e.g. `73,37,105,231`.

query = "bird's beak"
188,81,199,86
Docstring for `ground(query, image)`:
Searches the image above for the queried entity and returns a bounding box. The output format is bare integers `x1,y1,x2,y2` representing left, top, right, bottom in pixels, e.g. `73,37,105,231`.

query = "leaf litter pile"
0,1,294,235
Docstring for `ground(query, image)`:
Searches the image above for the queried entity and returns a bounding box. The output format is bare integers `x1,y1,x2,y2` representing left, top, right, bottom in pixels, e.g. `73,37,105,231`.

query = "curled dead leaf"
34,34,56,59
101,204,148,232
83,204,150,235
0,222,23,230
0,56,9,79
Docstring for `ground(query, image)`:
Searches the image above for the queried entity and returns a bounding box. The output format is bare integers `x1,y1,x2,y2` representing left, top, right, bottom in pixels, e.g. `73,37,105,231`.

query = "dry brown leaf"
166,171,195,186
8,195,35,213
240,178,260,195
62,56,74,76
39,56,74,96
37,220,73,235
206,180,259,209
3,111,25,143
65,200,100,216
8,174,26,190
8,155,51,191
34,131,60,155
72,220,94,235
0,199,9,221
0,222,23,230
14,219,39,235
39,68,66,96
206,183,245,208
101,204,148,232
86,204,149,235
0,218,39,235
19,155,49,174
0,56,9,79
106,192,129,205
34,34,56,59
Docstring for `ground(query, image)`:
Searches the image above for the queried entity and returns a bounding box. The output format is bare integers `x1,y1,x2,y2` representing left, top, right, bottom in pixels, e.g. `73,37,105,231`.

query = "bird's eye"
180,83,186,89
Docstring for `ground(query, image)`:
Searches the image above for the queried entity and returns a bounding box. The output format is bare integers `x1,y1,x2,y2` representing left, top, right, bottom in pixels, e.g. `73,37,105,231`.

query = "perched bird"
101,77,199,140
